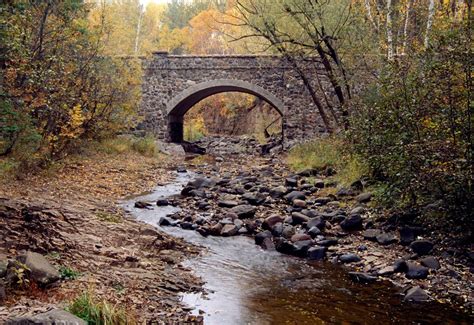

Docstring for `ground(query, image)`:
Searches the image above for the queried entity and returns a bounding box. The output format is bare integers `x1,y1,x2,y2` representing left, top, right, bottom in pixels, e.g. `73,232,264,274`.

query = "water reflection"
123,172,472,325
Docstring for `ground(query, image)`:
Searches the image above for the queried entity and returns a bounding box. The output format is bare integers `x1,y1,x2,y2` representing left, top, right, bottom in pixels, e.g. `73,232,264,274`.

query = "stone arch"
166,79,286,143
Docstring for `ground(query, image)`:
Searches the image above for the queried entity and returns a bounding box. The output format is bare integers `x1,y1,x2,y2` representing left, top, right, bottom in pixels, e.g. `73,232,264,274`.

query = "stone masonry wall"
139,52,333,143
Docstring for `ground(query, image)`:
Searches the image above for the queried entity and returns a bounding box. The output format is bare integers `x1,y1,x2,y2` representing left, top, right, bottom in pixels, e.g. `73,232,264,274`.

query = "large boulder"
230,205,256,219
15,251,60,286
6,309,87,325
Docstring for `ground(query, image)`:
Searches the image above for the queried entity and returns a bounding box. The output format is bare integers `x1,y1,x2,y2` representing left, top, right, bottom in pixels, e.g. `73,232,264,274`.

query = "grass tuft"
287,137,368,186
68,291,135,325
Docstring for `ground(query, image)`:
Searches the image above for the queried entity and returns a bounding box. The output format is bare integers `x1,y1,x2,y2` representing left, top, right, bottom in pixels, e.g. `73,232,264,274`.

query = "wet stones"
348,272,377,284
135,201,152,209
284,191,305,202
410,240,434,256
307,226,322,238
420,256,440,270
221,224,239,237
230,205,256,219
307,246,327,260
340,215,363,231
375,233,398,245
255,230,273,246
270,186,287,198
285,177,298,187
404,286,430,302
339,253,361,264
306,217,325,230
7,309,87,325
218,200,239,208
290,233,311,242
405,262,429,279
263,215,284,230
290,212,309,225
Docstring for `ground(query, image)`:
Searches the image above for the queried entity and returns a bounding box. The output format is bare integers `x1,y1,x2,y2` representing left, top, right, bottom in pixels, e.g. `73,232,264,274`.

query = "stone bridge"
139,52,333,143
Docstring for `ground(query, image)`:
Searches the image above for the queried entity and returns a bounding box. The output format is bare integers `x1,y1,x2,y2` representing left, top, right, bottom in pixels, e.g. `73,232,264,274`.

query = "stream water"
123,171,471,325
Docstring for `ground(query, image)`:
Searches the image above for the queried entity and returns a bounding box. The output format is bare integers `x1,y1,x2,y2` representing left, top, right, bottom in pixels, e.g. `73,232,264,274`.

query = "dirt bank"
0,151,203,323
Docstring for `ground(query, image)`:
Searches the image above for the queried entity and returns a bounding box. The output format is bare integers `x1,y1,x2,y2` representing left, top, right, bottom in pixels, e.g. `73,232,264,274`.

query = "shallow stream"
123,171,471,324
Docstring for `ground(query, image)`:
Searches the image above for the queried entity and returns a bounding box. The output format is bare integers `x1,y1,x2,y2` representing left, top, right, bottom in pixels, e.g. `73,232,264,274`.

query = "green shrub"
287,137,368,186
59,266,80,280
68,291,133,325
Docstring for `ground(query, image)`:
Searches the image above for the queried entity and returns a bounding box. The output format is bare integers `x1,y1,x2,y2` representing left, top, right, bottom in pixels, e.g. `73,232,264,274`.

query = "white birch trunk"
134,4,144,55
387,0,395,60
424,0,436,48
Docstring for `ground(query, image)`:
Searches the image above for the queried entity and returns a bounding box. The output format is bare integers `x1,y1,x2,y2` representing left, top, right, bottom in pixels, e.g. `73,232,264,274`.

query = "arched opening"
167,80,286,144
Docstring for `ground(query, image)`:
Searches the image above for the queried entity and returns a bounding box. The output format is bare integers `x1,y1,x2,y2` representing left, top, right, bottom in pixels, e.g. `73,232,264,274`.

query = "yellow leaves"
59,104,85,139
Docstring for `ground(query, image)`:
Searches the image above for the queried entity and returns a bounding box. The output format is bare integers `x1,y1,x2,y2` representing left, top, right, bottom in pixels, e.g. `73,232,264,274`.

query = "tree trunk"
386,0,395,60
424,0,436,48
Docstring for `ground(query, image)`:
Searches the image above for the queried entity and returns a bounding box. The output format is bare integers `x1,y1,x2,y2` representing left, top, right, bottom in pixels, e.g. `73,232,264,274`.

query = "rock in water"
307,246,327,260
404,286,430,302
6,309,86,325
348,272,377,284
255,230,273,246
15,251,60,286
221,224,238,237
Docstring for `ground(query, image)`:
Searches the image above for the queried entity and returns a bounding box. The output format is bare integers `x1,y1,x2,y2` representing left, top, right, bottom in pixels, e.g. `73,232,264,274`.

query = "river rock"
260,237,275,250
290,233,311,242
285,177,298,187
399,226,416,245
16,251,60,286
293,199,306,208
350,206,365,215
263,215,284,230
339,254,361,264
348,272,377,284
221,224,238,237
218,200,239,208
316,238,338,247
284,191,305,202
134,201,152,209
270,186,287,198
376,233,397,245
377,266,395,276
362,229,382,241
281,225,296,239
291,212,309,225
350,180,364,192
307,246,327,260
340,215,363,231
196,227,209,237
158,216,176,227
420,256,440,270
230,205,256,219
0,280,5,301
275,239,297,255
355,192,372,203
255,230,273,246
242,192,266,205
156,199,169,206
209,223,223,236
406,262,429,279
314,197,332,205
306,217,325,230
6,309,86,325
393,259,408,273
293,240,312,257
410,240,434,256
180,222,194,230
308,226,322,238
404,286,430,302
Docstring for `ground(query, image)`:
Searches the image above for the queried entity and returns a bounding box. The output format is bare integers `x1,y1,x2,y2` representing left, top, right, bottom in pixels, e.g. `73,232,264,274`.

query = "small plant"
10,261,30,288
68,291,133,325
96,211,122,223
59,266,80,280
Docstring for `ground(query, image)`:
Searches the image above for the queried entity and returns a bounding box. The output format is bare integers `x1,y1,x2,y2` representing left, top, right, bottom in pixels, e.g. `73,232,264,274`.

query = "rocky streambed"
128,153,473,324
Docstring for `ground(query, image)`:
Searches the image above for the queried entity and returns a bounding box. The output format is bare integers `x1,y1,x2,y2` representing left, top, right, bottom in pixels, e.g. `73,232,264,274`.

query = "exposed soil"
0,152,203,323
